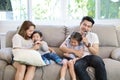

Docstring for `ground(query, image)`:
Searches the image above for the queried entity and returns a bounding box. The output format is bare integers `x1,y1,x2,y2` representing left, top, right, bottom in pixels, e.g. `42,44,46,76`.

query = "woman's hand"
32,44,40,50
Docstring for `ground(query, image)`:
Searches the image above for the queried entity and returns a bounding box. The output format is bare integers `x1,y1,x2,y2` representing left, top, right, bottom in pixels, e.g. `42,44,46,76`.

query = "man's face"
80,20,93,35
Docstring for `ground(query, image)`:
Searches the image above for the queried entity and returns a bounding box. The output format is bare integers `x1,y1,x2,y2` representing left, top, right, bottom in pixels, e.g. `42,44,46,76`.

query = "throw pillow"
12,49,46,66
0,48,12,64
111,48,120,61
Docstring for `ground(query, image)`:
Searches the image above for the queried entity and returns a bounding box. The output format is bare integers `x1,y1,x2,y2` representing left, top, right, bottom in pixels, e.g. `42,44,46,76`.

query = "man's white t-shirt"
83,31,99,57
12,34,33,49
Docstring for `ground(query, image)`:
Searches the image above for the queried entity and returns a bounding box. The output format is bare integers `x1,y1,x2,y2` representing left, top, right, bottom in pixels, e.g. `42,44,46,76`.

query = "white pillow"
111,48,120,61
12,49,46,66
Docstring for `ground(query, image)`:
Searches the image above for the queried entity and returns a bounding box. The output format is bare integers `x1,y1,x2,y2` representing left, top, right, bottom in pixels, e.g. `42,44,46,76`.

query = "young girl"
31,30,63,65
59,32,84,80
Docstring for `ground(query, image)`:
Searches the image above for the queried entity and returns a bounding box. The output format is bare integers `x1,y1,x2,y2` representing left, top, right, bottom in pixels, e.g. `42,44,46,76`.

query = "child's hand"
73,58,79,64
63,53,70,57
34,40,42,45
32,44,40,50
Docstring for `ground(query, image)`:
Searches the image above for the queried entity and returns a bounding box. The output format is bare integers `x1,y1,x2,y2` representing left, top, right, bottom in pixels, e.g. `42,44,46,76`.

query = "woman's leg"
68,60,76,80
13,61,26,80
60,60,68,80
24,66,36,80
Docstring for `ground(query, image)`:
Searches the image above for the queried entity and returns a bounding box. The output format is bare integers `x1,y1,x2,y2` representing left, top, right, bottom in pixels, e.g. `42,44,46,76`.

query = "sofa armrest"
0,48,12,64
0,60,8,80
111,48,120,61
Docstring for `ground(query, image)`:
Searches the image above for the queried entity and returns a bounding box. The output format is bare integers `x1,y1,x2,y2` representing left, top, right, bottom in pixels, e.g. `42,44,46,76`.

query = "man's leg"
89,55,107,80
74,58,91,80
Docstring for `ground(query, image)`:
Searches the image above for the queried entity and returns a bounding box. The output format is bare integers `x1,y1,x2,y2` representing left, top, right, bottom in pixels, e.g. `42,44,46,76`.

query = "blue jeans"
42,53,62,64
74,55,107,80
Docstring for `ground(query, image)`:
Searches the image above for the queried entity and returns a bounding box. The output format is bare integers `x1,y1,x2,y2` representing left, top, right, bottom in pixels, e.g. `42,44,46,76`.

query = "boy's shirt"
38,41,50,55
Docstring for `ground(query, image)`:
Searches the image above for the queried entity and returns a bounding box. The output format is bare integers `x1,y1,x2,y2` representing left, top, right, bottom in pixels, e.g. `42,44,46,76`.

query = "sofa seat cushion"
103,58,120,80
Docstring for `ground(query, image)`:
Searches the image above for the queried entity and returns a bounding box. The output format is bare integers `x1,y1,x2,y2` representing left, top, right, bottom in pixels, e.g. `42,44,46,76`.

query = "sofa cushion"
116,30,120,47
0,48,12,64
92,24,118,47
103,58,120,80
6,31,17,47
36,25,66,47
111,48,120,61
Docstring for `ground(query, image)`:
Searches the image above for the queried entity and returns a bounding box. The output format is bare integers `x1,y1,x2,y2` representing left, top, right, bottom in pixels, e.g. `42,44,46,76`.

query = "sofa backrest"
5,24,120,58
5,25,66,48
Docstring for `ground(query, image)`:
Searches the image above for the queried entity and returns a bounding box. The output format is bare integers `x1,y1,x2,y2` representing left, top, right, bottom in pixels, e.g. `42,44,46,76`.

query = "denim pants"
74,55,107,80
42,53,62,63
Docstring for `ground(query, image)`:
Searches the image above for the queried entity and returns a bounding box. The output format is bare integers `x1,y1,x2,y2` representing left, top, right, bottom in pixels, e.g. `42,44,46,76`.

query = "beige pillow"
0,48,12,64
111,48,120,61
12,49,46,66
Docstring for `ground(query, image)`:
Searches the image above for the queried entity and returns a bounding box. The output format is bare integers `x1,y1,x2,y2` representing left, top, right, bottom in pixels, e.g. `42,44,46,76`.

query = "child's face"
70,38,79,47
32,33,42,42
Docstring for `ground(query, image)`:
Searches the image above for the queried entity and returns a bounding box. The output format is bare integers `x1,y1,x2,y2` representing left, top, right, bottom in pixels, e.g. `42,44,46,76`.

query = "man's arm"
59,40,83,58
83,37,99,55
88,43,99,55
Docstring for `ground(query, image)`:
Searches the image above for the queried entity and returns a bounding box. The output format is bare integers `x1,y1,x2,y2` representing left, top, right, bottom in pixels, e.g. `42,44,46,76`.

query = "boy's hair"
81,16,95,25
31,30,43,38
69,32,82,44
18,20,36,40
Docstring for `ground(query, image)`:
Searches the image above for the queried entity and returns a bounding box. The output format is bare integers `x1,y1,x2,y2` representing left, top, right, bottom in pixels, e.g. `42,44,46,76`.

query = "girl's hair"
69,32,82,44
18,20,36,39
31,30,43,38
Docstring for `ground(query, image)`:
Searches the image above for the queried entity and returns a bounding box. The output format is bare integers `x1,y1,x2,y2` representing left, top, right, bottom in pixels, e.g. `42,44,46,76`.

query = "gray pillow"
111,48,120,61
0,48,12,64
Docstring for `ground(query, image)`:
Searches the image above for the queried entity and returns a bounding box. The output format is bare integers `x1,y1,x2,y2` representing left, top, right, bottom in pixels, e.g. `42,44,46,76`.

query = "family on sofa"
11,16,107,80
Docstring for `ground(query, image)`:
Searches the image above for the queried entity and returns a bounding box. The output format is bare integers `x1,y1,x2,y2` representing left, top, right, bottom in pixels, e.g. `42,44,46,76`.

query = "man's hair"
81,16,95,25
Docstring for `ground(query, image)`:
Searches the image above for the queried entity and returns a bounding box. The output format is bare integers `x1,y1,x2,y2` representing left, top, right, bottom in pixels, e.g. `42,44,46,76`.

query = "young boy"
31,30,63,65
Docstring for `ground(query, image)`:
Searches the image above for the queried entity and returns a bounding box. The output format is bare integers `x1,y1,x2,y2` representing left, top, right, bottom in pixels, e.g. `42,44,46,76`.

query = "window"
0,0,120,21
99,0,120,19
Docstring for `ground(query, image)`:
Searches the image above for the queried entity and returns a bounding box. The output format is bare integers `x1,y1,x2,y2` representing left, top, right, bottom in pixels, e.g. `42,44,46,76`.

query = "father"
74,16,107,80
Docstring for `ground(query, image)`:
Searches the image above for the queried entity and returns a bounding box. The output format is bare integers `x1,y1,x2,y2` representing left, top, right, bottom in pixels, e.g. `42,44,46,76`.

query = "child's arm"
41,41,49,52
48,47,56,53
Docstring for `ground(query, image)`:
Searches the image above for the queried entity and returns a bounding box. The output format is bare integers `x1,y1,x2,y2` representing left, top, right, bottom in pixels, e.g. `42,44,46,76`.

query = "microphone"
83,31,88,37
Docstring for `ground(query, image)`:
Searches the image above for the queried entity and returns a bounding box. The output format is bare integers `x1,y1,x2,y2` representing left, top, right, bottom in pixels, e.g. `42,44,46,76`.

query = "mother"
12,21,38,80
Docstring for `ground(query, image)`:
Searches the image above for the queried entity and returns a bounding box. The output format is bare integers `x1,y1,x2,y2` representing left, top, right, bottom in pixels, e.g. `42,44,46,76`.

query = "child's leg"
41,55,51,65
60,60,68,80
68,60,76,80
46,53,63,64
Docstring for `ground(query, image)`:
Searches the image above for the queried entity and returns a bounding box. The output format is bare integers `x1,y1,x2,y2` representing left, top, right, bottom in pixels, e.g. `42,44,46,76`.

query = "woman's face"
26,26,35,37
32,33,42,42
70,38,79,47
